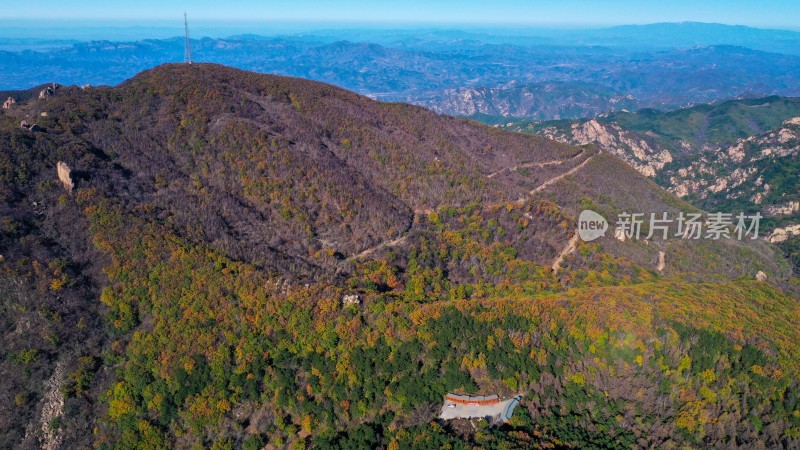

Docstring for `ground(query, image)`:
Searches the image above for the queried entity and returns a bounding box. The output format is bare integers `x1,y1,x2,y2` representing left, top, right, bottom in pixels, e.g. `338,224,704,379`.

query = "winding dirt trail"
542,153,600,273
486,149,585,179
551,231,580,274
348,151,598,263
529,152,597,195
347,234,411,261
347,210,430,261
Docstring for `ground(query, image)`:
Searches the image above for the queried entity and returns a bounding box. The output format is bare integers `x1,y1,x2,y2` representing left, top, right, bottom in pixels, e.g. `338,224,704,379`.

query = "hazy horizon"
2,0,800,34
1,19,799,43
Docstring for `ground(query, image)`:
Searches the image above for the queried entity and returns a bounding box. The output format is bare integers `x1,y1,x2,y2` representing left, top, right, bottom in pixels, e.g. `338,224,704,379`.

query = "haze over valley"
5,23,800,121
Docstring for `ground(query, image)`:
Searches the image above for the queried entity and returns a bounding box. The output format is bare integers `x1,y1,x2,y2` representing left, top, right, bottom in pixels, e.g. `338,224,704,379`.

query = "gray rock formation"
539,120,673,177
38,83,59,99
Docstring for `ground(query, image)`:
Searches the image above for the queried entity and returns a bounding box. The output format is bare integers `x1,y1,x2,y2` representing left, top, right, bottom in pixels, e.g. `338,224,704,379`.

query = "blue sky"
4,0,800,28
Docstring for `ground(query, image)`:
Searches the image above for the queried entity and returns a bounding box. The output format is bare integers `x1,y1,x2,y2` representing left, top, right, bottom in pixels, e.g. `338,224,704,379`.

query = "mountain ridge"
506,96,800,271
1,63,797,449
5,27,800,120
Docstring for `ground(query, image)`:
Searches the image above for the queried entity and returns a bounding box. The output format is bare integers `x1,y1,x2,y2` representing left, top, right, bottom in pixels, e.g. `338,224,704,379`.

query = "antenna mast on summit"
184,12,192,64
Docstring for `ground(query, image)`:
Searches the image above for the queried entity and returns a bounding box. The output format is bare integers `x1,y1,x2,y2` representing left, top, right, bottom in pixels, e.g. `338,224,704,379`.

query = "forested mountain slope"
505,97,800,272
1,64,797,449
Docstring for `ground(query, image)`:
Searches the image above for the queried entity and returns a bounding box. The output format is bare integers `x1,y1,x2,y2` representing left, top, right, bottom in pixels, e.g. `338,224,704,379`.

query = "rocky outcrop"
20,120,42,132
342,294,361,306
766,224,800,243
666,119,799,203
534,114,797,218
56,162,74,192
763,202,800,217
22,361,64,450
539,120,672,177
2,97,15,109
38,83,59,99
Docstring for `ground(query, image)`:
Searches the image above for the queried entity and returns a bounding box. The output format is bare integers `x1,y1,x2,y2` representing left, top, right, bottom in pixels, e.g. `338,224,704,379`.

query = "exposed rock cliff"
539,120,673,176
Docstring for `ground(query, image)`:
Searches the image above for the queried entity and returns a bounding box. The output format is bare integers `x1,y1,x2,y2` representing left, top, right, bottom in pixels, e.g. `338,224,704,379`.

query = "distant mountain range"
3,23,800,121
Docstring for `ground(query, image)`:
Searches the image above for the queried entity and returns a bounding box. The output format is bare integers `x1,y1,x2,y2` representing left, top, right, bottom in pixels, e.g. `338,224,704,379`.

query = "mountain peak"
2,61,798,450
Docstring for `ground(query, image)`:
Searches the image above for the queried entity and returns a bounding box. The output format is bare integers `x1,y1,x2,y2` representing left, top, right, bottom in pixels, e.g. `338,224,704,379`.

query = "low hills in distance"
4,23,800,121
1,64,798,449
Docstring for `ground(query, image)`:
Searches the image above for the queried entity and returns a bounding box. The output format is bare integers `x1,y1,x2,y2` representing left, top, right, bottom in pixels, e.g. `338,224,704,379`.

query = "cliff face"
665,117,799,208
538,119,673,177
503,98,800,272
529,113,799,191
666,117,800,272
